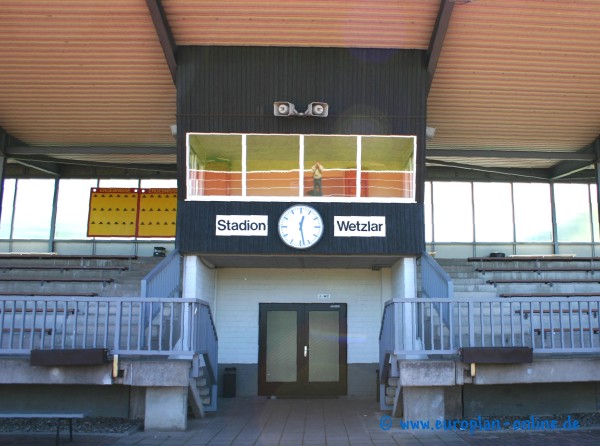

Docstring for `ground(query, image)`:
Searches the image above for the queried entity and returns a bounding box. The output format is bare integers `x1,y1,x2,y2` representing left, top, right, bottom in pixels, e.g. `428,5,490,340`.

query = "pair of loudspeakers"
273,101,328,117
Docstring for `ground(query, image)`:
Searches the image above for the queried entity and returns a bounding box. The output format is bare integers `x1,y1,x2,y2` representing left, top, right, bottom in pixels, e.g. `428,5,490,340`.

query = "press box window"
186,133,416,203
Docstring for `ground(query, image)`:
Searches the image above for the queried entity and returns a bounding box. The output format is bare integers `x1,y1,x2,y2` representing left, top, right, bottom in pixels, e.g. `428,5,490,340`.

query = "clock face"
278,205,324,249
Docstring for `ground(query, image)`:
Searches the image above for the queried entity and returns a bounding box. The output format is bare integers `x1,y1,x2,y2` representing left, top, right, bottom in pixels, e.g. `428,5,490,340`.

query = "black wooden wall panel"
176,46,427,256
179,201,423,256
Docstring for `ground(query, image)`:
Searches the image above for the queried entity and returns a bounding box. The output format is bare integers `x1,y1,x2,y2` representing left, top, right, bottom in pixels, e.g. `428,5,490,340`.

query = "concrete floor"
0,397,600,445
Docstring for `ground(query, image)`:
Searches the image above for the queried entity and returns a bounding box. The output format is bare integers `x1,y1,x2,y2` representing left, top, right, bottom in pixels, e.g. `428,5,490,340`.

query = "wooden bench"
487,278,600,286
1,265,128,272
0,292,98,297
515,308,599,319
468,256,594,262
0,307,77,339
0,308,75,315
0,277,114,284
0,412,87,445
1,327,53,335
0,254,137,260
476,267,600,274
534,327,600,335
500,292,600,298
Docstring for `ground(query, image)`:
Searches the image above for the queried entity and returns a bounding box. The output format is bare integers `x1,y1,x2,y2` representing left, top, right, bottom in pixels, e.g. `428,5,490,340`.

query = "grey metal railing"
420,251,453,299
380,297,600,357
141,249,181,298
193,302,218,386
0,296,215,358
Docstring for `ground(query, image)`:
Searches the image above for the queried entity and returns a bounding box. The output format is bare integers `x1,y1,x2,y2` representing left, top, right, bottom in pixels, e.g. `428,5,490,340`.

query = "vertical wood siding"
176,46,427,256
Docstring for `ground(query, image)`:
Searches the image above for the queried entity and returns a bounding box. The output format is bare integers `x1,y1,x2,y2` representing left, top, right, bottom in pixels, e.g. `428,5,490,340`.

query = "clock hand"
299,216,305,245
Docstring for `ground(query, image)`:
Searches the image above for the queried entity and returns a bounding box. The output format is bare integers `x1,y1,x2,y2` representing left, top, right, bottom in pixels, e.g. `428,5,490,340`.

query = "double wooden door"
258,303,347,396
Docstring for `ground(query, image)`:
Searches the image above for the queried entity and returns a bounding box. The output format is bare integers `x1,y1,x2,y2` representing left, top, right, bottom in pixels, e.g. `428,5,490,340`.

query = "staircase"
381,256,600,414
189,354,218,415
0,253,218,414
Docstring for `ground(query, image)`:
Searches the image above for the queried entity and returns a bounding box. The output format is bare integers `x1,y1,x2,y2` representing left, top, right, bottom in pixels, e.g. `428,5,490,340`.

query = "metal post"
549,181,559,254
587,184,596,257
0,154,5,224
594,148,600,256
48,178,60,253
0,130,6,225
471,181,476,257
510,182,517,255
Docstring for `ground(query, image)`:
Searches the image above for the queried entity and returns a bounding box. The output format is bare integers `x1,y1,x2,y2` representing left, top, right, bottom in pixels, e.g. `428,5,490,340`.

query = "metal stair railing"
0,296,215,357
380,296,600,357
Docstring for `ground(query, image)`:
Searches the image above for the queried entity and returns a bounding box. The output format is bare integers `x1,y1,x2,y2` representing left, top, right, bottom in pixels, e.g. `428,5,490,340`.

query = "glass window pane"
432,182,473,242
304,135,357,198
0,179,16,239
266,310,297,382
361,136,415,199
140,179,177,188
473,183,514,242
187,134,242,197
98,179,138,188
55,179,98,239
513,183,553,242
308,311,339,382
246,135,299,197
554,183,592,242
424,181,432,243
12,179,55,239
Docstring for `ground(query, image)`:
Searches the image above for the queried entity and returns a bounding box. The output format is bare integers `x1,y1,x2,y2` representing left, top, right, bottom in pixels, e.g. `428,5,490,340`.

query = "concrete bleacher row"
0,254,162,350
430,256,600,350
0,254,160,298
437,256,600,299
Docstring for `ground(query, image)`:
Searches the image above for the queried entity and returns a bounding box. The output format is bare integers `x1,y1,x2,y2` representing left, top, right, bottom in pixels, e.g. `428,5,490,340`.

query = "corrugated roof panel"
0,0,176,146
163,0,439,48
1,0,599,177
427,0,600,152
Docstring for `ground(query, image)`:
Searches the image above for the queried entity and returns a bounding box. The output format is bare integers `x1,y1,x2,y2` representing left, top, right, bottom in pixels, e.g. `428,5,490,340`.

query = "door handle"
304,345,308,357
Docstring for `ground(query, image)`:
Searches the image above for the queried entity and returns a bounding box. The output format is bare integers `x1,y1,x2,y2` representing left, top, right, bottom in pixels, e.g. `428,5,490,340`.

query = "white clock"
278,205,324,249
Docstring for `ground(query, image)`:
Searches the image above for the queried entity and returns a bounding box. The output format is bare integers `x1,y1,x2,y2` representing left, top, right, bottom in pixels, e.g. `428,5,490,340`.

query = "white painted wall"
182,256,216,310
391,257,417,300
215,268,385,364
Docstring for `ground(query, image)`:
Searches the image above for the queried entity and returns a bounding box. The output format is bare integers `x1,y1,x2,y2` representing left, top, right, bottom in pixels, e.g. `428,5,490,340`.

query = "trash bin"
223,367,236,398
153,246,166,257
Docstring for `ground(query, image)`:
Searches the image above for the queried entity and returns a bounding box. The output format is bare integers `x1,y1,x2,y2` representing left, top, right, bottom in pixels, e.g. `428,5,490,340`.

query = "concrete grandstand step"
451,277,492,286
450,284,497,293
452,290,499,299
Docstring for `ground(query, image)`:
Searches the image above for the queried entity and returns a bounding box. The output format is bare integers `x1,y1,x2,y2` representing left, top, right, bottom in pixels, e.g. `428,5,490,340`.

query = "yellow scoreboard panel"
137,189,177,238
87,188,177,238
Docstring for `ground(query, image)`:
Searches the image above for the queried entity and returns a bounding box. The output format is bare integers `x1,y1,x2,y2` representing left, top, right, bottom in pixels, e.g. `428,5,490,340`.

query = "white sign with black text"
215,215,268,236
334,216,386,237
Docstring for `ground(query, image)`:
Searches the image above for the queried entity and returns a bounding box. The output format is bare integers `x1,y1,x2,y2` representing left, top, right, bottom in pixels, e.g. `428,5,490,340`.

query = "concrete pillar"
182,255,216,309
182,255,199,299
144,386,188,431
391,257,419,351
403,386,445,424
129,387,146,420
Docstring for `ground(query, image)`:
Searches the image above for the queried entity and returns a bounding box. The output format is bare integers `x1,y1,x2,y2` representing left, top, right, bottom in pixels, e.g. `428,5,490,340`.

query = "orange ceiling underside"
1,0,599,171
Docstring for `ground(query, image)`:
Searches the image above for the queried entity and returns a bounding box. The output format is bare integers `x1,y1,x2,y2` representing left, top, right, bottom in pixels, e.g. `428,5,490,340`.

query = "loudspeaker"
273,101,297,116
307,102,328,117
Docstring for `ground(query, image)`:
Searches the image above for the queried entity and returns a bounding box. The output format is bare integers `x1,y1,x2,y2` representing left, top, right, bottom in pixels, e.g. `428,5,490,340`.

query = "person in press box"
310,162,324,196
